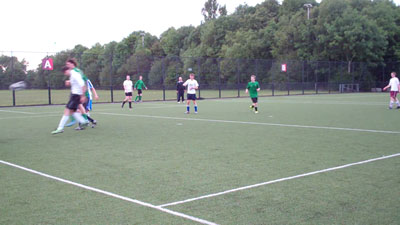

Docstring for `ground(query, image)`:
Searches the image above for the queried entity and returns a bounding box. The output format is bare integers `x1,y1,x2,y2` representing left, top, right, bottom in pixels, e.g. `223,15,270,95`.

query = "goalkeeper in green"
246,75,261,114
134,76,148,102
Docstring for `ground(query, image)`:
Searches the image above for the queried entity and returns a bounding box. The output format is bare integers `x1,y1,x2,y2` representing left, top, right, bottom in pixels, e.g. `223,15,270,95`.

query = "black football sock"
129,102,132,108
255,107,258,111
87,116,94,123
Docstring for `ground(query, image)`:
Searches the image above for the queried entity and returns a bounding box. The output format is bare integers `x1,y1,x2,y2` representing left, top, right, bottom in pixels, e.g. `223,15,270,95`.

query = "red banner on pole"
281,64,287,72
42,58,54,71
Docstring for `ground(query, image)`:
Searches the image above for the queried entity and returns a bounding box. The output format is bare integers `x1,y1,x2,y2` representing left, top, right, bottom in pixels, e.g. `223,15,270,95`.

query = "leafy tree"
202,0,226,21
316,4,387,72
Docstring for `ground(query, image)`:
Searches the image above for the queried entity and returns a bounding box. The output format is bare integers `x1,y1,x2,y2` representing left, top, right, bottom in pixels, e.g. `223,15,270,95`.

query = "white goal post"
339,83,359,93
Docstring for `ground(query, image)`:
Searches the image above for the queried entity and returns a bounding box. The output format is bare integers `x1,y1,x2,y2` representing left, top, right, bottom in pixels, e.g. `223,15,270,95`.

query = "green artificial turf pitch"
0,93,399,224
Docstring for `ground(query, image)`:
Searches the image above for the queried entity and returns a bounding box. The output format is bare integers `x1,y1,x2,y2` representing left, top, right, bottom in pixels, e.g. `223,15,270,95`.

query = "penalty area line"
0,160,218,225
158,153,400,208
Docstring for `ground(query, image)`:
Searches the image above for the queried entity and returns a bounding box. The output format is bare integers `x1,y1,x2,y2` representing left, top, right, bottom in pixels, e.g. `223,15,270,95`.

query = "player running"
83,79,98,128
134,76,147,103
176,76,185,103
383,72,400,109
64,59,96,129
122,75,133,109
183,73,199,114
66,78,99,128
52,67,88,134
246,75,261,114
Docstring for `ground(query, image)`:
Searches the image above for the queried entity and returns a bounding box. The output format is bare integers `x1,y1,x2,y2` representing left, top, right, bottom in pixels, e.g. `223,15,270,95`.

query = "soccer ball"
9,81,27,91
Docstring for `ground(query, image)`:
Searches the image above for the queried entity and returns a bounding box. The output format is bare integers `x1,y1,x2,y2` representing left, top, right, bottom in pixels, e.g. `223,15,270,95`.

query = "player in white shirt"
122,75,133,109
183,73,199,114
52,66,88,134
383,72,400,109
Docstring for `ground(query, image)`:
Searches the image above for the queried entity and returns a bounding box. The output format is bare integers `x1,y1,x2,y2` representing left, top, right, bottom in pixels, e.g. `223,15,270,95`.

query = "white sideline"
98,112,400,134
0,114,60,120
0,109,36,114
158,153,400,208
0,160,218,225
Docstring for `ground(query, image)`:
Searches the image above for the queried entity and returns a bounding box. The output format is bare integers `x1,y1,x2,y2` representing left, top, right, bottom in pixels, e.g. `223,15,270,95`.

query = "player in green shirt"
134,76,148,102
246,75,261,114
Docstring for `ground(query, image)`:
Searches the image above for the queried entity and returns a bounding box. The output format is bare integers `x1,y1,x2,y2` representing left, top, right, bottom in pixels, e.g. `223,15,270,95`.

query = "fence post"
197,58,201,99
351,62,355,86
340,62,344,88
109,54,114,103
12,90,16,106
237,59,240,98
47,70,52,105
287,61,290,96
217,58,221,98
162,57,166,101
302,61,305,95
316,61,319,94
328,61,331,94
11,51,16,106
272,83,275,96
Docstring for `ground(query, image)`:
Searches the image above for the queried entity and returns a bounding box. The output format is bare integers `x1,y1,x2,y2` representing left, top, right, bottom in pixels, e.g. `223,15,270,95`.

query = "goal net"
339,84,359,93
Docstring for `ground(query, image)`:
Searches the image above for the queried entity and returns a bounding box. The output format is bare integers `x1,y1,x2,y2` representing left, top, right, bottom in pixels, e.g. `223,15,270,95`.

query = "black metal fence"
0,51,399,107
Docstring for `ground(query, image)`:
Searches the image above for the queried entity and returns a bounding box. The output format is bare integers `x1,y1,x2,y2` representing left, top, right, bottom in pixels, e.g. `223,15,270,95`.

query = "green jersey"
134,80,147,90
74,68,89,97
246,81,260,98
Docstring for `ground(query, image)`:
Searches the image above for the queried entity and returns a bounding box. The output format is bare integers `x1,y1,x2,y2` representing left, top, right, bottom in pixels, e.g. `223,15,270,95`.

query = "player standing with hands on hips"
246,75,261,114
383,72,400,109
183,73,199,114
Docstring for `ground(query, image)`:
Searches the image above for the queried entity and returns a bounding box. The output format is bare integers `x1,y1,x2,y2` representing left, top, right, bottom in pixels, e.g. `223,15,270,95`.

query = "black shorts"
251,97,258,103
66,94,81,111
125,92,132,97
187,94,196,100
137,89,142,95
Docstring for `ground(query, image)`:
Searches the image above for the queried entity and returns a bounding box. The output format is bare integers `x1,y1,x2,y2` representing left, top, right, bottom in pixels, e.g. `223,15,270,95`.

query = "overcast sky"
1,0,399,70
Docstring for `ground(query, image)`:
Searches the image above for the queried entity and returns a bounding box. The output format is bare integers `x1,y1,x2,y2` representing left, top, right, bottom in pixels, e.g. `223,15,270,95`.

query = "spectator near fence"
176,77,185,103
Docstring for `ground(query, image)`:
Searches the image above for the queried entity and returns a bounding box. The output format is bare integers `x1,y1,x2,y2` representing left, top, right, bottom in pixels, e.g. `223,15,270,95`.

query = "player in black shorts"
52,66,88,134
176,76,185,103
122,75,133,109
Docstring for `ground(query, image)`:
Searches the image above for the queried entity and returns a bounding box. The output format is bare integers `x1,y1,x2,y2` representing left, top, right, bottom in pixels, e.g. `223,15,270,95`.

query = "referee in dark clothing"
177,76,185,103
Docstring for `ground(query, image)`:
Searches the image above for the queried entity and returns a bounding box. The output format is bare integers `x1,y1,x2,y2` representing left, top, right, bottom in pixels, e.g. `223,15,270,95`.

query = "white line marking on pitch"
0,109,37,114
98,112,400,134
218,99,386,106
158,153,400,208
0,160,217,225
0,115,60,120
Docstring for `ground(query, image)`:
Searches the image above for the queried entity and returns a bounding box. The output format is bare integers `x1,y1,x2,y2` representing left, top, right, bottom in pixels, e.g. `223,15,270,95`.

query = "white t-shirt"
70,69,85,95
123,80,133,93
184,79,199,94
389,77,400,91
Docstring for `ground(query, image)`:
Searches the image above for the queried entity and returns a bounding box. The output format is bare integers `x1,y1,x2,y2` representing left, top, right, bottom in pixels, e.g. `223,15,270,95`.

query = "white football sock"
73,112,86,124
57,115,69,130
